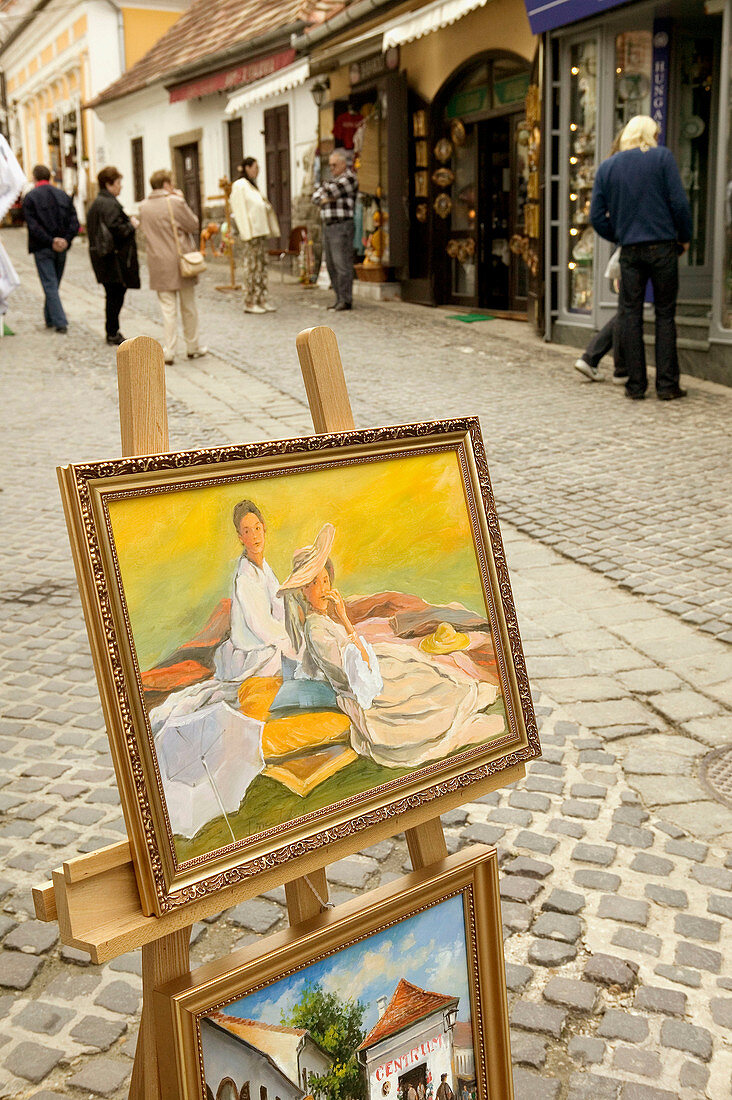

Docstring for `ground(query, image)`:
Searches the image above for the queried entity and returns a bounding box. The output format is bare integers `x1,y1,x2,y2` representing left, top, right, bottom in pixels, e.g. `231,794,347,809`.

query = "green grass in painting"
173,696,507,864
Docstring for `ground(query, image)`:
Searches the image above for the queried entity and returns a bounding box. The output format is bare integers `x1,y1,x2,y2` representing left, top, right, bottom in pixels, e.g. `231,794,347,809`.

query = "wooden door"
176,142,201,221
264,105,291,247
227,118,243,181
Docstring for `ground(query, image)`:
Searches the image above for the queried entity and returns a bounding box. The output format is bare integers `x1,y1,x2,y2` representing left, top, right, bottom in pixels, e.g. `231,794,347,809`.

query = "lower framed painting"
154,846,513,1100
58,417,539,915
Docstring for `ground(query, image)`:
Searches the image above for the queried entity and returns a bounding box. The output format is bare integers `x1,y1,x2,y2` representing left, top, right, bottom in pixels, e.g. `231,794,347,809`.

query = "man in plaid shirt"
312,149,358,311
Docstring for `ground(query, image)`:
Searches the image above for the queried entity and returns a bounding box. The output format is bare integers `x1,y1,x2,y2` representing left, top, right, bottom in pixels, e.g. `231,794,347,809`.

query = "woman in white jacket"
230,158,278,314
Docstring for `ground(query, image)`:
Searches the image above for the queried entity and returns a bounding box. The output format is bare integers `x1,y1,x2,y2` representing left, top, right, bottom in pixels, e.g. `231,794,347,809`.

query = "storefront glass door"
673,32,718,298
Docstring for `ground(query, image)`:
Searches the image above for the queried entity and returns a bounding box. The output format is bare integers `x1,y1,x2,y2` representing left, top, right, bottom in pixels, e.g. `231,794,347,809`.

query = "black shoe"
55,325,68,334
657,387,687,401
334,302,352,312
624,388,645,400
326,302,338,310
106,333,125,346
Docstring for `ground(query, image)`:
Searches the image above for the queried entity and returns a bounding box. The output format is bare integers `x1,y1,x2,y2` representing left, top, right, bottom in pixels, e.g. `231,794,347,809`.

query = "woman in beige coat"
230,158,278,314
138,169,207,364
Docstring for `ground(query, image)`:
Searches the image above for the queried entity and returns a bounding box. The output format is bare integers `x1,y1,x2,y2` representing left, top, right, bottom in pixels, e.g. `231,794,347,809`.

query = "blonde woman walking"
230,158,278,313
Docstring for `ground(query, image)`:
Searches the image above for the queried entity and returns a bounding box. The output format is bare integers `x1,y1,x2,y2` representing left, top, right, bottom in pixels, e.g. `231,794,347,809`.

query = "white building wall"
96,78,318,216
200,1020,304,1100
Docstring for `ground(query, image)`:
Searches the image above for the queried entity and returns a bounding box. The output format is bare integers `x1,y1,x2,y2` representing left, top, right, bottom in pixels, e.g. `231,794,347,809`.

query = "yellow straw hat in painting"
419,622,470,654
277,524,335,595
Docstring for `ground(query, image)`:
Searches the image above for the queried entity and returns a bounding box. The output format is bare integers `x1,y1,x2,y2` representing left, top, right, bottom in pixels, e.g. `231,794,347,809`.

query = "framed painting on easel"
155,847,513,1100
58,417,540,916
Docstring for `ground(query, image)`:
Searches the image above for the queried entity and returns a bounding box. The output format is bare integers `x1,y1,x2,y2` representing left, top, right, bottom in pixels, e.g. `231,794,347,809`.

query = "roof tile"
89,0,345,107
359,979,458,1051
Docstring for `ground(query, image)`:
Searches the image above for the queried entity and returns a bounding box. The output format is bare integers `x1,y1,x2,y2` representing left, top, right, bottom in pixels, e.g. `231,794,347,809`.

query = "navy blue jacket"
22,182,79,253
590,146,692,247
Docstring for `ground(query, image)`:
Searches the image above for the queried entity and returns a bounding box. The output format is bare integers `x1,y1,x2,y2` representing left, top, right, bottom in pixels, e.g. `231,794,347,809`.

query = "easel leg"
129,925,192,1100
406,818,449,870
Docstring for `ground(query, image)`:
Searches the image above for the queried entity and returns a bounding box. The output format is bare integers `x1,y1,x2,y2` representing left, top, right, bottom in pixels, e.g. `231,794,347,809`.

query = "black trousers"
104,282,127,337
618,241,680,396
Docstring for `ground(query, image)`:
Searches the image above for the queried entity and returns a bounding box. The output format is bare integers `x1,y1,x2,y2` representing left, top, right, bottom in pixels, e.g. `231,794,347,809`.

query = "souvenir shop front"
317,49,408,279
541,0,732,379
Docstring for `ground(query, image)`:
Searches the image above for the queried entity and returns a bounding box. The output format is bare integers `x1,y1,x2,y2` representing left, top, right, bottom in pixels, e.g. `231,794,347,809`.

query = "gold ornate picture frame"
58,418,539,915
154,847,513,1100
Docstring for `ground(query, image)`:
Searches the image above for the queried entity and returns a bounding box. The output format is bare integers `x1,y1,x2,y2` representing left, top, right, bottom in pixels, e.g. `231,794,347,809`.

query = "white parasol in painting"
154,701,264,841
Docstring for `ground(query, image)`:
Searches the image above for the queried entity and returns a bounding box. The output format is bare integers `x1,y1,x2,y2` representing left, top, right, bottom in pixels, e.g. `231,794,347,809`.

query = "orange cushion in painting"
238,677,282,721
261,710,351,761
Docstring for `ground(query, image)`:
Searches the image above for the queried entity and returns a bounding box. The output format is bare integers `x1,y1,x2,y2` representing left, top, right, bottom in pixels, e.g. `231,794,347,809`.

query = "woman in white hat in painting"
279,524,505,768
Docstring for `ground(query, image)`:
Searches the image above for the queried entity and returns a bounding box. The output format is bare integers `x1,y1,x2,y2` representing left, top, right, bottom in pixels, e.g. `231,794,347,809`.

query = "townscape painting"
154,849,512,1100
58,419,539,914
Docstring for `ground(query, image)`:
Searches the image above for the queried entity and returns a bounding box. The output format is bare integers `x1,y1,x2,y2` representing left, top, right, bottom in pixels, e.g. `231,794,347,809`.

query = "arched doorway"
431,53,531,314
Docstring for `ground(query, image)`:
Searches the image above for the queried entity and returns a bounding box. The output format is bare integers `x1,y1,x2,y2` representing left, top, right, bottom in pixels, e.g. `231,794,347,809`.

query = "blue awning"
525,0,629,34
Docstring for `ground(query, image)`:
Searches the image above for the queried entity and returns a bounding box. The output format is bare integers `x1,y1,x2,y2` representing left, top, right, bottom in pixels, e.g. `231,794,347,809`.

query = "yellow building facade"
2,0,186,213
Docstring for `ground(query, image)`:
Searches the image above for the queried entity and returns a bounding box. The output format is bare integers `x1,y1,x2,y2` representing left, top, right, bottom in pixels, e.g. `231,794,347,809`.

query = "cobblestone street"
1,228,731,1099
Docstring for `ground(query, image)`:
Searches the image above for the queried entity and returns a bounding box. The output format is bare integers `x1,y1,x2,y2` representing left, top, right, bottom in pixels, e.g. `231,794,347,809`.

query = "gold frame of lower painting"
58,418,539,916
154,847,513,1100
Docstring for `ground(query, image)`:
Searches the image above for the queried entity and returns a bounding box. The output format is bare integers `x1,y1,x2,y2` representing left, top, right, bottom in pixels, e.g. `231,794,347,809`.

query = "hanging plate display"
450,119,466,147
434,193,452,219
434,138,453,163
432,166,455,188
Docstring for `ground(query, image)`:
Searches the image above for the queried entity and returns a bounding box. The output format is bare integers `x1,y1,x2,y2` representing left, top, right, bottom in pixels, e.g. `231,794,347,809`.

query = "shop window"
614,32,652,136
724,33,732,329
677,36,714,268
567,39,597,314
131,137,144,203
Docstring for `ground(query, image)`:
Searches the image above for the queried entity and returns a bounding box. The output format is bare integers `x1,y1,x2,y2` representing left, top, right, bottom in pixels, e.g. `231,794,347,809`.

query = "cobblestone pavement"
0,230,731,1099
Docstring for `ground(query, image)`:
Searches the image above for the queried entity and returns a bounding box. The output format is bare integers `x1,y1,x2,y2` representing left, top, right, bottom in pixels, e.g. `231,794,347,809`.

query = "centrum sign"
523,0,627,34
375,1035,444,1080
168,48,296,104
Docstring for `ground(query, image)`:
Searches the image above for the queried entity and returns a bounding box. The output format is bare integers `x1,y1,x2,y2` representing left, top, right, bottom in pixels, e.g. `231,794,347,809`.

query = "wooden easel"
209,177,241,293
34,329,524,1099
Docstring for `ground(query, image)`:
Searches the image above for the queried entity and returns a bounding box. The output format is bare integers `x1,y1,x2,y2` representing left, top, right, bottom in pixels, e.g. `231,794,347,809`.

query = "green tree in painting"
282,981,367,1100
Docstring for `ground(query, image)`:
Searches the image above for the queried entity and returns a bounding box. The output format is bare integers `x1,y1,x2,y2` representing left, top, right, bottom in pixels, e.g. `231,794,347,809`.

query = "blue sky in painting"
223,895,471,1032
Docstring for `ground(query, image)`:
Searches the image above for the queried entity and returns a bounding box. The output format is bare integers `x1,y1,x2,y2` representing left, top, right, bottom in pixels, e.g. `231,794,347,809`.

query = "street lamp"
310,79,329,108
443,1006,459,1033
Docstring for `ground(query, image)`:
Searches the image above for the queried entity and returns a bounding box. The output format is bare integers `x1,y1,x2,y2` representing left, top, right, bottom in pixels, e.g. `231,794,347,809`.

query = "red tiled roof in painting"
208,1013,307,1039
359,980,458,1051
88,0,345,108
452,1021,473,1050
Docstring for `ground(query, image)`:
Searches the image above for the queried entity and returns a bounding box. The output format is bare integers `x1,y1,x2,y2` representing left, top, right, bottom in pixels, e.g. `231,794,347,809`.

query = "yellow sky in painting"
107,449,487,670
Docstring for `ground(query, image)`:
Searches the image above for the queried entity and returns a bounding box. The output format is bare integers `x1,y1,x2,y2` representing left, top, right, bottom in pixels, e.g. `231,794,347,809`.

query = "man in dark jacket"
590,115,692,401
86,165,140,345
22,164,79,333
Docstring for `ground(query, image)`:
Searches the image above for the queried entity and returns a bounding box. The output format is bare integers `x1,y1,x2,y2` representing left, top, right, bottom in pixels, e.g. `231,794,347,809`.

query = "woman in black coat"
86,165,140,345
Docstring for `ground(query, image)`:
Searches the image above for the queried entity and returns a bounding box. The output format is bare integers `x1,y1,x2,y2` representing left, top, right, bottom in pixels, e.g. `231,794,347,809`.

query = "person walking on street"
436,1075,455,1100
87,166,140,345
230,157,278,314
138,169,208,364
22,164,79,333
590,115,692,401
574,247,627,384
312,149,358,311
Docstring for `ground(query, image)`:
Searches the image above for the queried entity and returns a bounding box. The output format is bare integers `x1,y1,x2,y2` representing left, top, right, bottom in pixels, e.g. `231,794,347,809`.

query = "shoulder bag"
167,197,207,278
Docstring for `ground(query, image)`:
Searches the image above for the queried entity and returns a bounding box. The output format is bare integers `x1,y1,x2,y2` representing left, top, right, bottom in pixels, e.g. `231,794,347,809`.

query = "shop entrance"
441,112,528,313
428,53,531,315
398,1064,427,1100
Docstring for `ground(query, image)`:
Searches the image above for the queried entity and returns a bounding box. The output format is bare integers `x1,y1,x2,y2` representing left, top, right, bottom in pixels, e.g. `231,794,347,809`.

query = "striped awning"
226,58,310,115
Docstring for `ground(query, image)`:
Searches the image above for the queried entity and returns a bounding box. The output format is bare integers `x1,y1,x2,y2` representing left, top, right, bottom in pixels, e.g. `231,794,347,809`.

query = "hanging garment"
0,240,20,316
0,135,26,220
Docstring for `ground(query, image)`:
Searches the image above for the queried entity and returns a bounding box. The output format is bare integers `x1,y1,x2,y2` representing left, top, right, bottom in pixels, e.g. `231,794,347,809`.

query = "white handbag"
167,197,207,278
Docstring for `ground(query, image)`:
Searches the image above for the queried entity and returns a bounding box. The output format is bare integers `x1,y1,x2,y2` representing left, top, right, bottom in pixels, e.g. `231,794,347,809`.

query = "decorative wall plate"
432,166,455,188
450,119,466,146
434,193,452,218
434,137,453,163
